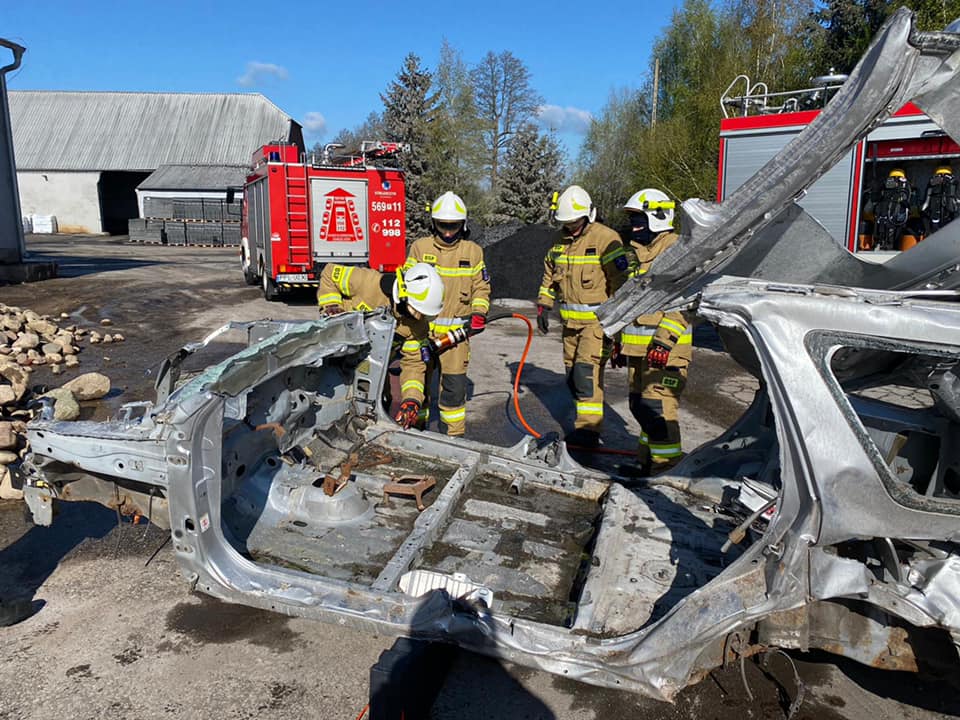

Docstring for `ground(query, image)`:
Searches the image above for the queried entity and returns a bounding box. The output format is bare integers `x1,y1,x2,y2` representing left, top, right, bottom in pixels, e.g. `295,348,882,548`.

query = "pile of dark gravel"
468,220,525,248
482,224,558,300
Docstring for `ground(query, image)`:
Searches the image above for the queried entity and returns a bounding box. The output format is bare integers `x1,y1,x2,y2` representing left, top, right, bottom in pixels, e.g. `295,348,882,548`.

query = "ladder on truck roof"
720,72,848,118
320,140,410,168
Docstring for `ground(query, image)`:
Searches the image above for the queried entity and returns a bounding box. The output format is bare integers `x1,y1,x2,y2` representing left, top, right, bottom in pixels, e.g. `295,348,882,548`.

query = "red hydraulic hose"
493,312,638,457
505,312,542,439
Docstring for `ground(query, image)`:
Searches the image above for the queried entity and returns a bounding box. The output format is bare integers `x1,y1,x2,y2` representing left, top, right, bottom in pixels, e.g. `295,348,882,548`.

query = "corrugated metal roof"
137,164,248,191
9,91,301,171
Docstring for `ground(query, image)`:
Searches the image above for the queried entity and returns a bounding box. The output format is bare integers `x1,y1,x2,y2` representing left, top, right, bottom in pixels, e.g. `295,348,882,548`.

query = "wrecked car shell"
18,7,960,702
22,281,960,699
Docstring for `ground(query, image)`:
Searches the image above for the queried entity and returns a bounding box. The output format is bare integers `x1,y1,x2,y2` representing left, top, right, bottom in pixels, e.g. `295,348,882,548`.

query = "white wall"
17,171,102,233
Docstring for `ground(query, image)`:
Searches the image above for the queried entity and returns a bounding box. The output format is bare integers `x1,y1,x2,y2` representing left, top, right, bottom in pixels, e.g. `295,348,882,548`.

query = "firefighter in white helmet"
403,191,491,436
317,262,444,429
620,188,692,473
537,185,633,448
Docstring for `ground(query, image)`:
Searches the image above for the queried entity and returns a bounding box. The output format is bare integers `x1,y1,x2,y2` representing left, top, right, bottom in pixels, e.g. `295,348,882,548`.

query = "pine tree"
495,124,565,224
381,53,437,238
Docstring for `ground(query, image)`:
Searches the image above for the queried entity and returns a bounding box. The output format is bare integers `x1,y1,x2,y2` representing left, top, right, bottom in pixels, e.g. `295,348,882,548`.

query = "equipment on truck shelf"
241,141,408,300
718,74,960,257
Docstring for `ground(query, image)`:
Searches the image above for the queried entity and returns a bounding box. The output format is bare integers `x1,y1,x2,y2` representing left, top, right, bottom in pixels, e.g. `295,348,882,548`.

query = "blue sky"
3,0,679,161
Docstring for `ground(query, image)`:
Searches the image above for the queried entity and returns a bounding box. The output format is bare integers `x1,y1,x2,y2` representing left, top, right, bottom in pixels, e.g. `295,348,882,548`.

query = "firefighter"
537,185,632,448
620,188,692,473
404,191,491,437
317,262,444,429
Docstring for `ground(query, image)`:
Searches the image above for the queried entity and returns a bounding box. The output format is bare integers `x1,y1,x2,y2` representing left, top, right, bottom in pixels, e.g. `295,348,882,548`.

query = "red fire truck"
718,74,960,259
241,141,408,300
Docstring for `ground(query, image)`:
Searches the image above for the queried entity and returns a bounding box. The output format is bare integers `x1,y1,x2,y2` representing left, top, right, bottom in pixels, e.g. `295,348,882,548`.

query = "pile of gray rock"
0,305,125,374
0,371,112,500
0,304,120,500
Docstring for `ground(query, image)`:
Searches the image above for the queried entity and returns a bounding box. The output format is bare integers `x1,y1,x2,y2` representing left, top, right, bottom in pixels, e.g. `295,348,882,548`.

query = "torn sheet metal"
598,8,960,332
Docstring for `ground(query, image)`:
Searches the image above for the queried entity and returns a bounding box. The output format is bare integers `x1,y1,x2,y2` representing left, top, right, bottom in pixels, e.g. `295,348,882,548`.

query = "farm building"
9,91,303,234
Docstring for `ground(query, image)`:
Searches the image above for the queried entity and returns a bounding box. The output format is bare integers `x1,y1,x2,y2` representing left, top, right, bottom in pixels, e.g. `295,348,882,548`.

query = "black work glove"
536,305,549,335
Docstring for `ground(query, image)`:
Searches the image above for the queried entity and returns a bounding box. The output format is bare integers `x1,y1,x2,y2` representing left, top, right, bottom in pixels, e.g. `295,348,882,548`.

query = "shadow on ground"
0,500,119,623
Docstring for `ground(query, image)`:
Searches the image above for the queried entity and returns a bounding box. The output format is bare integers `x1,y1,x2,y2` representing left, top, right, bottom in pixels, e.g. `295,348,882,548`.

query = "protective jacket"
405,235,491,336
537,222,631,328
317,264,430,404
621,231,692,361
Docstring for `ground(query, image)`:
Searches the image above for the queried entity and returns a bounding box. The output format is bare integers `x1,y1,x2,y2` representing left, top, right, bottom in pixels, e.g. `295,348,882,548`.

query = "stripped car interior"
19,9,960,702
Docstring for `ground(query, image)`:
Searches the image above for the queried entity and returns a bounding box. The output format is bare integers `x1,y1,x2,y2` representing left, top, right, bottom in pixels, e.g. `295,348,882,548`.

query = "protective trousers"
628,356,687,469
424,339,470,436
563,323,610,432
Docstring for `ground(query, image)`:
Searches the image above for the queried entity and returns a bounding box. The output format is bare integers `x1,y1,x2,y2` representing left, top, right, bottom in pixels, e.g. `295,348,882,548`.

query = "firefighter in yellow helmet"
537,185,633,448
317,262,444,429
403,191,491,436
620,188,692,473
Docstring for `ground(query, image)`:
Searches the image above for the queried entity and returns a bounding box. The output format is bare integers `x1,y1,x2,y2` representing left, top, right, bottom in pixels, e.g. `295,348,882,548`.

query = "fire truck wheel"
261,269,280,301
242,251,258,286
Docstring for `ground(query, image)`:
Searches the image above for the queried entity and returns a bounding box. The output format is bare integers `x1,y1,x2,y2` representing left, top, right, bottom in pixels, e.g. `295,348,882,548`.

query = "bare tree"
426,40,485,208
324,111,386,155
470,51,543,196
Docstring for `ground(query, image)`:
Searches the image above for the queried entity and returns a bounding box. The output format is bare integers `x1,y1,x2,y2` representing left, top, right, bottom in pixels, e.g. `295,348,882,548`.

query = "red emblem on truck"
319,188,364,243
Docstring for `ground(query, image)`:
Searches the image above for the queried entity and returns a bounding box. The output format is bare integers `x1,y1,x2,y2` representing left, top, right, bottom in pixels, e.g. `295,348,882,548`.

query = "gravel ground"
0,235,957,720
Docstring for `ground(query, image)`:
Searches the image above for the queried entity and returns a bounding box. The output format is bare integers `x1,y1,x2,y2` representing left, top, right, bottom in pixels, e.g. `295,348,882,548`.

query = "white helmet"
553,185,596,224
430,191,467,221
624,188,675,233
393,262,444,317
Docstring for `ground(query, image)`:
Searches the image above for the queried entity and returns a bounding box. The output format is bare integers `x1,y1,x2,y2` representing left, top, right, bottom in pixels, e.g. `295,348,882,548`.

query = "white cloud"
535,104,593,134
302,112,327,137
236,61,289,88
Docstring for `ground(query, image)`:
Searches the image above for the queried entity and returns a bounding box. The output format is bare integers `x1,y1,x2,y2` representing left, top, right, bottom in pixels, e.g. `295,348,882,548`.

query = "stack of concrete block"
185,224,223,246
162,221,187,245
222,223,241,246
134,196,242,247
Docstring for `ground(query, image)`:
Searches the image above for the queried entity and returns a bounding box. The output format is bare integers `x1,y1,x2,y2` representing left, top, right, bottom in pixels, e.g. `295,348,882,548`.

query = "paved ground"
0,235,957,719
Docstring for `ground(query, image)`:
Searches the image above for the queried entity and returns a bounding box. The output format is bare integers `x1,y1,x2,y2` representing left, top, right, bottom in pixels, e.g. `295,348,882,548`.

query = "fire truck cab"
718,74,960,260
241,142,408,301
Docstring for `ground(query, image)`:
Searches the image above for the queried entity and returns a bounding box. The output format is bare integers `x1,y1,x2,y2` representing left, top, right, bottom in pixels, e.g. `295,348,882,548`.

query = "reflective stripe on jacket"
317,264,430,403
405,234,491,338
537,222,631,329
621,231,693,360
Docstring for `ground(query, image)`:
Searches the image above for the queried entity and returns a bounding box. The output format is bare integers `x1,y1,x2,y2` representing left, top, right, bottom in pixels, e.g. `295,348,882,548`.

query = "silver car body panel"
18,7,960,703
598,8,960,332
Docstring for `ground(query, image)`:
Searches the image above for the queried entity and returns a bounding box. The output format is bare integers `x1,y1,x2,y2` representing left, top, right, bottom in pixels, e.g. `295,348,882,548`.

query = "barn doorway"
98,171,151,235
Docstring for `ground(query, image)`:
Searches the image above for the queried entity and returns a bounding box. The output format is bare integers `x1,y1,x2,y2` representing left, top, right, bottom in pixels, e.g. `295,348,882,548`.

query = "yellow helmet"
888,168,907,179
935,166,953,176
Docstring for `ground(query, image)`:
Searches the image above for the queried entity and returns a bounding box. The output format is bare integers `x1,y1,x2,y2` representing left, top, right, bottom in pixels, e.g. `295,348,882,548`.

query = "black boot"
564,428,600,449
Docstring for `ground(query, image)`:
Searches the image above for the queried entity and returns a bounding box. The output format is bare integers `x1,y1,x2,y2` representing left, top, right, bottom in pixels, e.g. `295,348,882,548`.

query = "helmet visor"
628,211,648,230
561,217,588,236
435,220,463,236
